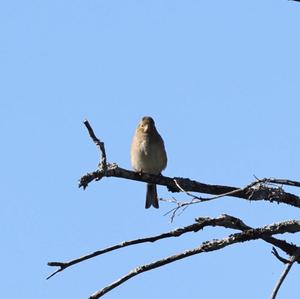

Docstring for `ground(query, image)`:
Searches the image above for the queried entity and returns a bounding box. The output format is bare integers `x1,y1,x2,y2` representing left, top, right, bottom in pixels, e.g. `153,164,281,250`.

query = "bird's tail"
145,183,159,209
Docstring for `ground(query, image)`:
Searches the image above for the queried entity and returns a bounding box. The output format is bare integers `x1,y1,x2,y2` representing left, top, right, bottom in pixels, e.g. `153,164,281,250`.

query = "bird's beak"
143,124,150,133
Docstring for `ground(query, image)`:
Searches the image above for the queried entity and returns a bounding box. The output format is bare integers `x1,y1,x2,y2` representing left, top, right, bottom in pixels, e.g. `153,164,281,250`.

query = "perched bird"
131,116,167,209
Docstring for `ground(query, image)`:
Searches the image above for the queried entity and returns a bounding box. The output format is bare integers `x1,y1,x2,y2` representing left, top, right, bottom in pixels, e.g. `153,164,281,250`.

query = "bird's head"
138,116,156,134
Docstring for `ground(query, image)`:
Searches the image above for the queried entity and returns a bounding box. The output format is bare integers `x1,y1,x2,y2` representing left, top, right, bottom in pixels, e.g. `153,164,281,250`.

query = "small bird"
131,116,167,209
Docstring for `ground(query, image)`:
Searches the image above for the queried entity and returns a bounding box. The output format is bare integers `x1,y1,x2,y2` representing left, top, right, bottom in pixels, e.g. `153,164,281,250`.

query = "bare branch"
272,247,290,264
47,215,299,279
79,122,300,209
47,221,202,279
196,216,300,259
264,178,300,188
270,248,300,299
79,165,300,208
88,218,300,299
173,178,259,202
167,179,268,220
69,121,300,298
83,120,107,171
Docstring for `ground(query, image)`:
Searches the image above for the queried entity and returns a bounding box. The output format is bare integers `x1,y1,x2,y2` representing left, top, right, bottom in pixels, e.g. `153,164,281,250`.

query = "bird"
131,116,167,209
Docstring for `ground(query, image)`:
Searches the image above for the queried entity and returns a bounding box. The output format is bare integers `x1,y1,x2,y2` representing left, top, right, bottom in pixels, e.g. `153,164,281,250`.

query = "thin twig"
167,179,273,220
270,248,300,299
47,222,203,279
173,179,258,202
263,178,300,188
83,119,107,170
88,219,300,299
272,247,290,264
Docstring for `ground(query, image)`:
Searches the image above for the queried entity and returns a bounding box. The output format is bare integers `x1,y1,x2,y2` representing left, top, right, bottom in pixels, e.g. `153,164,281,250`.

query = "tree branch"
164,178,284,221
46,221,202,279
272,247,290,264
53,120,300,299
79,121,300,209
79,165,300,208
88,218,300,299
264,178,300,188
83,119,107,171
270,248,300,299
47,215,299,280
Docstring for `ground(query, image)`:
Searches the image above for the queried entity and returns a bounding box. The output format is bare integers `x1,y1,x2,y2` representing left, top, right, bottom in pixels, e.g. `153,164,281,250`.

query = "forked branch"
47,121,300,299
87,218,300,299
270,248,300,299
79,120,300,209
47,215,300,280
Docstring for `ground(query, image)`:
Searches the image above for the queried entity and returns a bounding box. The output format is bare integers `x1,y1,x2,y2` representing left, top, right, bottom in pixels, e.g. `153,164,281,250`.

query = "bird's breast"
131,138,166,174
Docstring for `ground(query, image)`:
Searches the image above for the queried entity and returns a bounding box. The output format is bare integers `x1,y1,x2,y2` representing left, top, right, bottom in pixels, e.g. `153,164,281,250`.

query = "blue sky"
1,1,300,298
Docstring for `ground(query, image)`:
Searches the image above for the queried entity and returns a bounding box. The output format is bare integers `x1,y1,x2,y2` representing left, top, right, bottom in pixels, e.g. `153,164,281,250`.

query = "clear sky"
1,1,300,298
